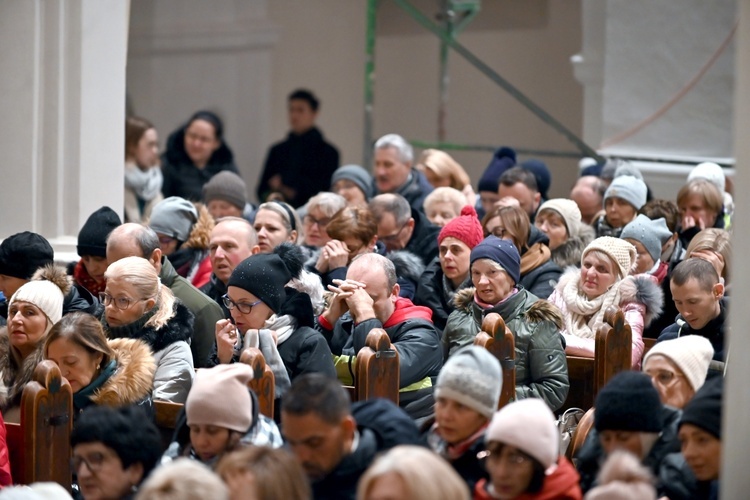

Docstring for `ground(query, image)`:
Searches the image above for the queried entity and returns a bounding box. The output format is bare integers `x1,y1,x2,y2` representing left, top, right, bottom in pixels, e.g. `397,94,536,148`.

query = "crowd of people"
0,88,731,499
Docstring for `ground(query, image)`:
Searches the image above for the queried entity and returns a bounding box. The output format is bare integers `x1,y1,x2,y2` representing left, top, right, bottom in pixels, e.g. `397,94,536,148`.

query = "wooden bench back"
6,360,73,488
565,407,595,462
355,329,400,405
563,306,632,411
475,313,516,408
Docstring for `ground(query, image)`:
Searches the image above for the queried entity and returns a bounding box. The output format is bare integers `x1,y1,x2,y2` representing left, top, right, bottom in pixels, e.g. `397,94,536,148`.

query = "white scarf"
560,274,623,339
124,161,163,201
264,314,297,345
242,317,296,396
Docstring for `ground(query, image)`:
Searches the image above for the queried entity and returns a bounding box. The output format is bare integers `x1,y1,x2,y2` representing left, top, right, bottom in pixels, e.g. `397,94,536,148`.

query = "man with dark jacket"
106,223,224,368
317,253,443,423
658,258,726,367
373,133,433,212
369,193,440,267
257,89,340,207
281,373,419,500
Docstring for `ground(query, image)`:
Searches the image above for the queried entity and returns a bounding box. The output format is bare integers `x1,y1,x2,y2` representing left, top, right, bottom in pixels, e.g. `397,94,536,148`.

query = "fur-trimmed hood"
182,203,214,251
554,268,664,326
387,250,425,284
90,338,156,407
103,301,194,353
550,224,595,269
0,327,45,412
453,286,564,329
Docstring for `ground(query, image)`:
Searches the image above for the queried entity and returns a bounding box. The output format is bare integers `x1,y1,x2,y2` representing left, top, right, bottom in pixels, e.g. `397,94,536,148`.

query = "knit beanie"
9,265,72,335
0,232,54,280
594,371,664,433
603,175,648,210
486,399,559,470
331,165,374,201
613,162,644,180
582,237,636,279
149,197,198,243
688,162,725,194
438,206,484,249
620,214,672,263
643,335,714,392
521,159,551,200
227,254,292,313
77,207,122,258
537,199,582,239
186,364,254,433
435,346,502,419
202,171,248,210
470,236,521,284
478,147,516,192
679,375,723,439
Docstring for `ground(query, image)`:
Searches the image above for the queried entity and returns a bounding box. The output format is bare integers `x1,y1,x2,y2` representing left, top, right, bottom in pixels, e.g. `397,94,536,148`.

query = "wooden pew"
562,306,632,411
565,407,595,463
474,313,516,408
642,337,657,360
6,360,73,488
342,329,400,405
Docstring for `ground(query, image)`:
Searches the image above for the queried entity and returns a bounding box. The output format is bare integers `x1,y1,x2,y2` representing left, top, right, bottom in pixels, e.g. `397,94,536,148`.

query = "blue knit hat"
470,236,521,284
478,147,516,193
620,214,672,263
604,175,647,210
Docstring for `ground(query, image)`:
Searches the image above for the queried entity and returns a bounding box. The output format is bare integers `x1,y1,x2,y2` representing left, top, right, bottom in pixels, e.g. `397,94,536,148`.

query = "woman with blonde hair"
101,256,194,403
357,445,470,500
416,149,475,203
423,187,466,227
676,179,726,247
685,227,731,285
253,201,301,254
217,446,311,500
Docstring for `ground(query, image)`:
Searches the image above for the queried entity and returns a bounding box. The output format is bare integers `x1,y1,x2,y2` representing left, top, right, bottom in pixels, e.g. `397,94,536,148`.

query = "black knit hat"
77,207,122,257
0,231,54,280
227,254,292,313
594,371,664,433
478,147,516,192
680,375,723,439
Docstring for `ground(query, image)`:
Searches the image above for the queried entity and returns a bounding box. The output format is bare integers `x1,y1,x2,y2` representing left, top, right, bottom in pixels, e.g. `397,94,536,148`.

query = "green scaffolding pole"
363,0,378,168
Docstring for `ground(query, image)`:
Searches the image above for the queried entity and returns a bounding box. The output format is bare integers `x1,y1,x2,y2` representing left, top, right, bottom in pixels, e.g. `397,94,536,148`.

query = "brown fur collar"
453,287,564,329
0,327,45,411
91,338,156,406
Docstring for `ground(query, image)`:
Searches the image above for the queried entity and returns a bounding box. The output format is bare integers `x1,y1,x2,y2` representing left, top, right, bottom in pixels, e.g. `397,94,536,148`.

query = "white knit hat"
604,175,648,210
435,346,502,419
688,162,725,193
486,399,558,471
643,335,714,392
9,265,71,335
582,236,637,278
538,199,582,238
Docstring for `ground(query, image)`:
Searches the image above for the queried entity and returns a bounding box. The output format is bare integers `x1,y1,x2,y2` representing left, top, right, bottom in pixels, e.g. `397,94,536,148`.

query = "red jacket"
0,411,12,486
191,255,213,289
474,457,582,500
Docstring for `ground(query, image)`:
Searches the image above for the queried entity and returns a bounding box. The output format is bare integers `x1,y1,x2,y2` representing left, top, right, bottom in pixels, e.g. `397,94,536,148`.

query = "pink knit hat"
438,205,484,248
186,364,254,433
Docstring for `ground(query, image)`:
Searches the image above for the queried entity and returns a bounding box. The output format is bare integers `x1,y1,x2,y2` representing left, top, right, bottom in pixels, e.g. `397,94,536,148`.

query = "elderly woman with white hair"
423,187,466,227
533,198,595,269
101,256,195,403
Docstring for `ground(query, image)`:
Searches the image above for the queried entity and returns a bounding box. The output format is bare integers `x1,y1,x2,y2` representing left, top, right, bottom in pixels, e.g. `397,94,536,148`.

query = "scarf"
520,242,551,275
428,421,488,461
441,273,469,308
73,359,118,411
560,274,623,339
74,260,106,296
102,307,158,346
474,288,519,309
242,319,293,397
124,161,163,201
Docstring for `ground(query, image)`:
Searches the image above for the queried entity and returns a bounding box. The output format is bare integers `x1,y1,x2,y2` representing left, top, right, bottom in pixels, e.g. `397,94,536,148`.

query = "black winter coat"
200,273,230,318
256,127,339,207
658,298,728,364
388,168,434,213
405,208,441,267
161,125,238,201
414,257,471,333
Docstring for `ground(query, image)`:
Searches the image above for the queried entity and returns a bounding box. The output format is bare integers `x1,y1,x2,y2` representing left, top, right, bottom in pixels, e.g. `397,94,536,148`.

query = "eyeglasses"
99,292,149,311
303,215,331,228
71,452,108,473
646,369,684,387
222,295,262,314
477,449,530,467
380,220,409,245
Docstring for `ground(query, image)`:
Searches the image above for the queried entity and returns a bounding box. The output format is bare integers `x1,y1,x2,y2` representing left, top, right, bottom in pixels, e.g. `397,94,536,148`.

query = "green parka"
443,287,569,411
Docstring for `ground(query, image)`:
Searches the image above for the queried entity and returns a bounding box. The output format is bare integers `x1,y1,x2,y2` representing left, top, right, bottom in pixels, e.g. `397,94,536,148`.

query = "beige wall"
267,0,584,198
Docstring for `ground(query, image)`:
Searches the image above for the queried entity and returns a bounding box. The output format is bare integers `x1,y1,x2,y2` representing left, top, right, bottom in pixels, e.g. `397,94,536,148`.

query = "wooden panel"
475,313,516,408
355,329,400,405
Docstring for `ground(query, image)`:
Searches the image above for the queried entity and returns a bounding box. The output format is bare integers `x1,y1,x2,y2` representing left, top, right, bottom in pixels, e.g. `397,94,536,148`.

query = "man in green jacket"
106,223,224,368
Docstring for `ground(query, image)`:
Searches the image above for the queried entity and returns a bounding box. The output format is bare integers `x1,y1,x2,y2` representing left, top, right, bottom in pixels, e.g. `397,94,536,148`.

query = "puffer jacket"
443,287,569,411
102,301,195,404
414,257,471,333
549,224,595,270
548,269,664,368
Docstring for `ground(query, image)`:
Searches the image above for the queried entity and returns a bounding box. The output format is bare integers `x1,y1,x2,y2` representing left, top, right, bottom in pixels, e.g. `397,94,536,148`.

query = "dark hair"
288,89,319,112
499,166,538,193
485,442,546,493
125,116,154,161
639,199,680,233
671,258,719,292
281,373,351,425
326,207,378,247
44,312,114,368
187,110,223,140
72,406,162,480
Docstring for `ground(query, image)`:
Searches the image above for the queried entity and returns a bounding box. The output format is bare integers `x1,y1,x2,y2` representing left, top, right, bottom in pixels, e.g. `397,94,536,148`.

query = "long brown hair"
43,312,114,368
125,116,154,161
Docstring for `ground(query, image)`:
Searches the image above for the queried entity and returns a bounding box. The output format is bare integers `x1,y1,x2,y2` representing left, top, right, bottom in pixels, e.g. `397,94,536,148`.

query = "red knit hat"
438,205,483,248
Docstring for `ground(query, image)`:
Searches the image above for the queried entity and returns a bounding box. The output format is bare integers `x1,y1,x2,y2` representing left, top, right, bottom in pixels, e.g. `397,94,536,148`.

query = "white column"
0,0,129,260
723,1,750,497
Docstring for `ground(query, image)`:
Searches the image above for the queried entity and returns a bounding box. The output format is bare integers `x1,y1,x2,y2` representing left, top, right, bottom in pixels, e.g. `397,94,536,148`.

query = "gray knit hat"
604,175,647,210
149,197,198,242
330,165,373,200
435,346,502,418
202,171,248,210
620,214,672,263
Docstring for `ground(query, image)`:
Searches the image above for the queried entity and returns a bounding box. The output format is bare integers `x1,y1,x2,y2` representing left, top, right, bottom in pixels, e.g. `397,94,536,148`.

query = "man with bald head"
570,175,606,225
317,253,442,423
200,217,260,315
106,223,224,368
